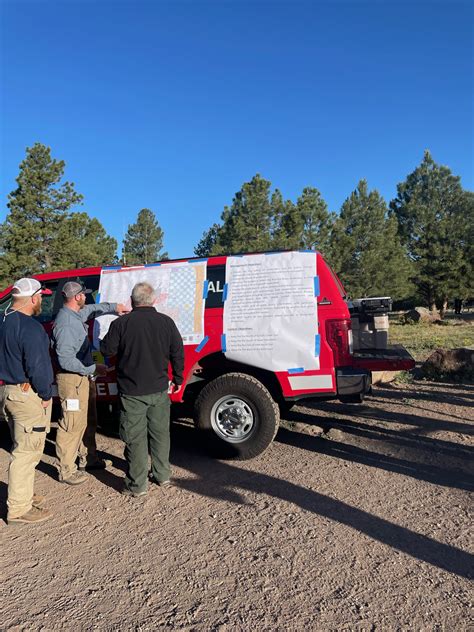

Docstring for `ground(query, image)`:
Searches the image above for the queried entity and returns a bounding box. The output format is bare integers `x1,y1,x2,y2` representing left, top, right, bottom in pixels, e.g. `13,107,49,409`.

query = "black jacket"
100,307,184,396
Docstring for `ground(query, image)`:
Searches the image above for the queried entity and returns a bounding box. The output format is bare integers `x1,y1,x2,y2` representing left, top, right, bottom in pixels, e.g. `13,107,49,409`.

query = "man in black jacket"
0,278,54,524
101,282,184,497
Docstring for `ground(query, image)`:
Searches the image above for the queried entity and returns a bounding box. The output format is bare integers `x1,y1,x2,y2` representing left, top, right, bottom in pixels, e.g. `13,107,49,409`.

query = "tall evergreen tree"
390,151,473,311
330,180,412,299
213,174,274,254
122,208,166,265
51,212,117,269
295,187,334,254
1,143,83,282
194,223,222,257
270,189,296,249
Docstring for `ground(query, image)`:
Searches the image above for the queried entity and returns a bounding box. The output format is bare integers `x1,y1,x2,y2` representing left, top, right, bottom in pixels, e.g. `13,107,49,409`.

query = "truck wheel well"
190,352,284,404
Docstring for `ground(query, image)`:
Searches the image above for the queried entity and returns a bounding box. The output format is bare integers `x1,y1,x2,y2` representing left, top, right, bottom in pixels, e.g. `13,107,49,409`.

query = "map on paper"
95,261,207,345
223,252,319,372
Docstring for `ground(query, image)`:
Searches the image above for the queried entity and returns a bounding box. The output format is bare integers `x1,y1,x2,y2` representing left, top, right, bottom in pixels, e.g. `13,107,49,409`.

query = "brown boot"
8,506,52,525
32,494,46,507
60,471,88,485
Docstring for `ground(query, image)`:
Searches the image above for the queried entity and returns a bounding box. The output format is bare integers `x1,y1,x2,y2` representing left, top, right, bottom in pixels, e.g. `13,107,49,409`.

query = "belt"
0,381,29,391
57,371,89,376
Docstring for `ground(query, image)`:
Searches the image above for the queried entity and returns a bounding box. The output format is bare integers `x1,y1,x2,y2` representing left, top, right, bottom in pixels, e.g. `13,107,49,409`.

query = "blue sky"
1,0,473,259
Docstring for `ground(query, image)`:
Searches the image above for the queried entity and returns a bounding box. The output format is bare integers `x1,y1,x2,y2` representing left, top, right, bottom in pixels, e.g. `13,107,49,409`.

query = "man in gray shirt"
52,281,128,485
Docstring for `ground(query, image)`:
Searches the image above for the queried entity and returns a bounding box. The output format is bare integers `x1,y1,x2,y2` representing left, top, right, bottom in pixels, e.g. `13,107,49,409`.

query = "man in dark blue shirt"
0,277,54,525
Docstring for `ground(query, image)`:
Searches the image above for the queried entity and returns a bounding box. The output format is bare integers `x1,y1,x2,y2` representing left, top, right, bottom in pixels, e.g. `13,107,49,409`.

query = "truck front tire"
194,372,280,460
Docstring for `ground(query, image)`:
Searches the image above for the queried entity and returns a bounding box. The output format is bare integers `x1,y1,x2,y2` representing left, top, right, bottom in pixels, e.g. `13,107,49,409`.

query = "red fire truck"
0,251,414,459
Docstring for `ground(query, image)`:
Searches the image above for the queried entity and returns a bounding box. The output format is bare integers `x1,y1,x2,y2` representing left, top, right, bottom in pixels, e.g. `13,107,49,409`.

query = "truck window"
67,275,100,305
33,280,61,323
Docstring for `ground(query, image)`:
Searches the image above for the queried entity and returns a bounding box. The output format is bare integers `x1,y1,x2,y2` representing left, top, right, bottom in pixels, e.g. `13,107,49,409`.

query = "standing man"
52,281,128,485
0,278,54,524
100,282,184,498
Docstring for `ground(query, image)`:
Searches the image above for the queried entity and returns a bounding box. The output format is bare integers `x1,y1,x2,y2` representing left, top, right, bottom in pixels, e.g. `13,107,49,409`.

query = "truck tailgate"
351,345,415,371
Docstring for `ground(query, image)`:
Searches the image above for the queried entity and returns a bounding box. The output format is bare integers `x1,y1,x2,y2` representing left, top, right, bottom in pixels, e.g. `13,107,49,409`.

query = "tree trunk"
439,298,448,320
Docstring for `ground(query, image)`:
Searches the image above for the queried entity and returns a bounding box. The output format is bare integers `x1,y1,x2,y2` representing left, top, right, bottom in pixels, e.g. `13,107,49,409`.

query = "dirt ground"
0,379,473,631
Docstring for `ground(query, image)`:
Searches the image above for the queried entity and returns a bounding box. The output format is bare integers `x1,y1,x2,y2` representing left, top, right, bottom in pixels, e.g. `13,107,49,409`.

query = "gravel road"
1,380,473,631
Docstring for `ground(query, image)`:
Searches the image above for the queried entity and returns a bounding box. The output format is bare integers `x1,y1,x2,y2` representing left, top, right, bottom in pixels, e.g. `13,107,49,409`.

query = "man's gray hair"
131,282,156,307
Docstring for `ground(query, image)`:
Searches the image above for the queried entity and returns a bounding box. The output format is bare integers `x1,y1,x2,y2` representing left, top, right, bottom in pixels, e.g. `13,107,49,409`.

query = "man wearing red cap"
0,278,54,524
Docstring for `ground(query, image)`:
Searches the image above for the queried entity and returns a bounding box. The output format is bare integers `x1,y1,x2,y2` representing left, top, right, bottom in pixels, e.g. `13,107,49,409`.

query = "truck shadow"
277,426,474,492
168,423,473,580
278,400,473,492
305,398,473,436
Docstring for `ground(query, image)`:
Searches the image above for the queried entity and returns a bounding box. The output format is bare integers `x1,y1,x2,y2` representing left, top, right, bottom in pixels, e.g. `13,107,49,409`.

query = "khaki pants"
0,384,51,520
55,374,98,480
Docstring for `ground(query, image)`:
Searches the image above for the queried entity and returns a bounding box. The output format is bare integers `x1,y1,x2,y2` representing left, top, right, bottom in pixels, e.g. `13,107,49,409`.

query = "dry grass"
389,317,474,362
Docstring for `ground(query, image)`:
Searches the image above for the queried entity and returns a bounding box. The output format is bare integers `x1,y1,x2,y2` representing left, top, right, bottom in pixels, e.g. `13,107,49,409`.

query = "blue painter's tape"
314,276,320,297
95,293,101,303
222,283,228,301
190,258,208,263
145,262,161,267
287,367,305,374
299,249,315,253
221,334,227,352
195,336,209,353
202,280,209,299
315,334,321,357
103,265,122,270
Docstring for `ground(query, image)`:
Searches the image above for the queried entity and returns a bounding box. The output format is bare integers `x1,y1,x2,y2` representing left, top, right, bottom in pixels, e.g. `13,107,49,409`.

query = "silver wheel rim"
210,395,256,443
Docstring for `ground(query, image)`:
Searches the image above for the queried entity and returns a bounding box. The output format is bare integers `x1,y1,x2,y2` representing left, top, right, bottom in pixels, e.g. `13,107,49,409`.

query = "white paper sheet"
95,261,207,345
223,252,319,372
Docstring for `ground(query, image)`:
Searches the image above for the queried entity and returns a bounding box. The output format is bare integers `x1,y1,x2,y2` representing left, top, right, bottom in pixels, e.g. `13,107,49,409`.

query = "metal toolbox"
349,297,392,351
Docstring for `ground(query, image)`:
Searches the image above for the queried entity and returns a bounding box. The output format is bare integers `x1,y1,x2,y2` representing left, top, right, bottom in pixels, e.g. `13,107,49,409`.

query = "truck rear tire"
194,372,280,460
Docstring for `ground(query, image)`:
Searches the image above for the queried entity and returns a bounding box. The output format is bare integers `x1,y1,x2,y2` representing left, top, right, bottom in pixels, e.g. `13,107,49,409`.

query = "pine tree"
390,151,473,312
270,189,296,249
295,187,334,254
1,143,83,282
122,208,166,265
51,212,118,269
330,180,413,299
214,174,274,254
194,223,222,257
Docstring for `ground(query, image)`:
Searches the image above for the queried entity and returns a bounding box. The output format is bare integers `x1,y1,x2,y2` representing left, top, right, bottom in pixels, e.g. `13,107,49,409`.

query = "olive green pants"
1,385,51,520
119,391,171,493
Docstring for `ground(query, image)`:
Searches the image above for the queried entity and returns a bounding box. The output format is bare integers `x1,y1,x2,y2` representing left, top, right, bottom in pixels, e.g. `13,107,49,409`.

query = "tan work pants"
0,384,51,520
55,374,98,480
